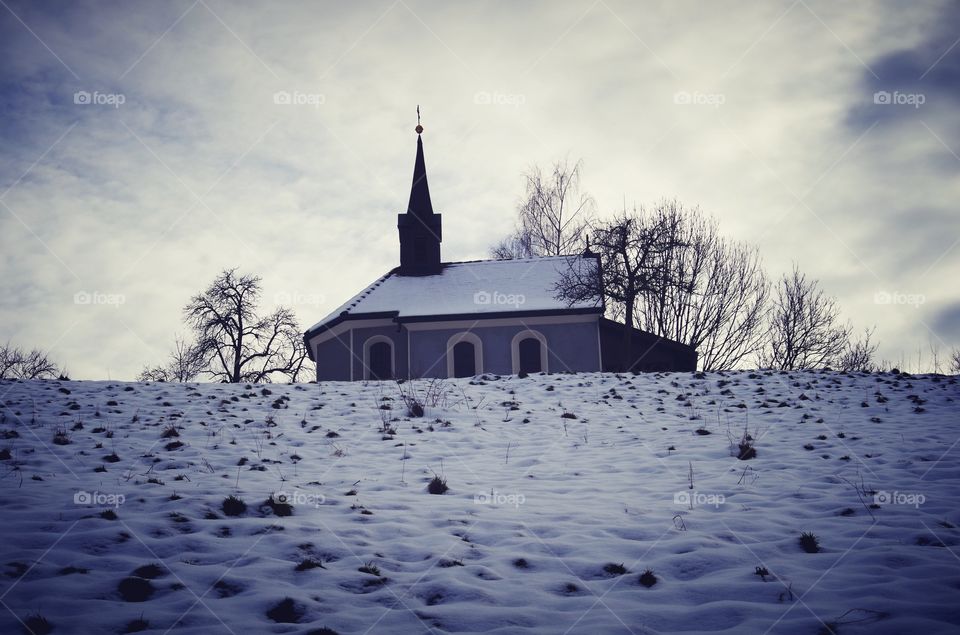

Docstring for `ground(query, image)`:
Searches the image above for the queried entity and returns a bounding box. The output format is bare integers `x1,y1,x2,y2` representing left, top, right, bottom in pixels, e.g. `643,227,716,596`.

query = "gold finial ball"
415,124,424,134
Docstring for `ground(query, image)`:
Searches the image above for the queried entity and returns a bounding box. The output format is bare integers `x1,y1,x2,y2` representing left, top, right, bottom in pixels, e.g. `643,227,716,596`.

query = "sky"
1,0,958,380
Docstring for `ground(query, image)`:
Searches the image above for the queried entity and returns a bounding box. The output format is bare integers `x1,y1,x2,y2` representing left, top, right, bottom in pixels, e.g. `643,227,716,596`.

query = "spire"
397,106,442,275
407,107,433,217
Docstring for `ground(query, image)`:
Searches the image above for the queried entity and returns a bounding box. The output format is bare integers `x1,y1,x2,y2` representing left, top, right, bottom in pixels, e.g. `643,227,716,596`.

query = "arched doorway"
446,332,483,378
511,330,548,375
366,339,393,380
452,341,477,378
518,338,542,373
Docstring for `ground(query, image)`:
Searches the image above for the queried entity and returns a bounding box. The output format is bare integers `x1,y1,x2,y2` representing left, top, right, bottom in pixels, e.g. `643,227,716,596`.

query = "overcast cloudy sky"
1,0,958,379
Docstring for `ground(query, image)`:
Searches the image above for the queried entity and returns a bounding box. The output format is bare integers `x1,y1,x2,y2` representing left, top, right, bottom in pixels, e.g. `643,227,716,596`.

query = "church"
303,124,697,381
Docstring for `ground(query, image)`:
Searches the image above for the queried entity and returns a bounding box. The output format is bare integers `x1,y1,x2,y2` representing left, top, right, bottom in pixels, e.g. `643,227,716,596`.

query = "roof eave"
303,310,400,351
397,306,602,324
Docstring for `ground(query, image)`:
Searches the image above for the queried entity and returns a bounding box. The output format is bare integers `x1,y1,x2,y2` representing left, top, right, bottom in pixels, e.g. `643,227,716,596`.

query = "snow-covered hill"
0,371,958,634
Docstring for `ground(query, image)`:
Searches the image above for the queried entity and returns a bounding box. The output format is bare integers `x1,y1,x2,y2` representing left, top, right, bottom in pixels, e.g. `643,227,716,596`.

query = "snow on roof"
309,255,599,333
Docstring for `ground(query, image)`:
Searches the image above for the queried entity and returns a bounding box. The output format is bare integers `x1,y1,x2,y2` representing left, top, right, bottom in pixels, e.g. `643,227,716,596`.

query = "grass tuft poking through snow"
638,569,658,588
799,531,822,553
603,562,628,576
221,495,246,516
427,474,448,495
358,561,381,576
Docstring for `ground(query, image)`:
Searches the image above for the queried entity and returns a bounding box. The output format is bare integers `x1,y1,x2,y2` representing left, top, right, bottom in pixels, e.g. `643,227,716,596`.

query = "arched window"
511,330,548,374
363,336,394,380
446,332,483,378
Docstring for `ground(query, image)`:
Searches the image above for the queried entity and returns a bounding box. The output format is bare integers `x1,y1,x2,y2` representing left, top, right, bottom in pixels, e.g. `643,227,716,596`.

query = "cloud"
846,2,960,129
0,0,958,377
932,301,960,343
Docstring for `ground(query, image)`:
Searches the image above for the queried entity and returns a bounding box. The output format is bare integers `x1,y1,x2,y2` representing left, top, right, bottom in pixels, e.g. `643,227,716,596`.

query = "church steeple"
407,134,434,217
397,108,442,275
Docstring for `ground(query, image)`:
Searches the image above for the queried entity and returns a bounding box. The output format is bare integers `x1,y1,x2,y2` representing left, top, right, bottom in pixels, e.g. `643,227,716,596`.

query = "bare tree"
950,348,960,374
0,343,60,380
19,349,61,379
137,366,171,382
759,265,851,370
492,158,595,259
491,231,534,261
0,344,18,379
137,336,204,382
837,327,879,372
556,207,680,365
183,268,310,383
634,200,769,370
